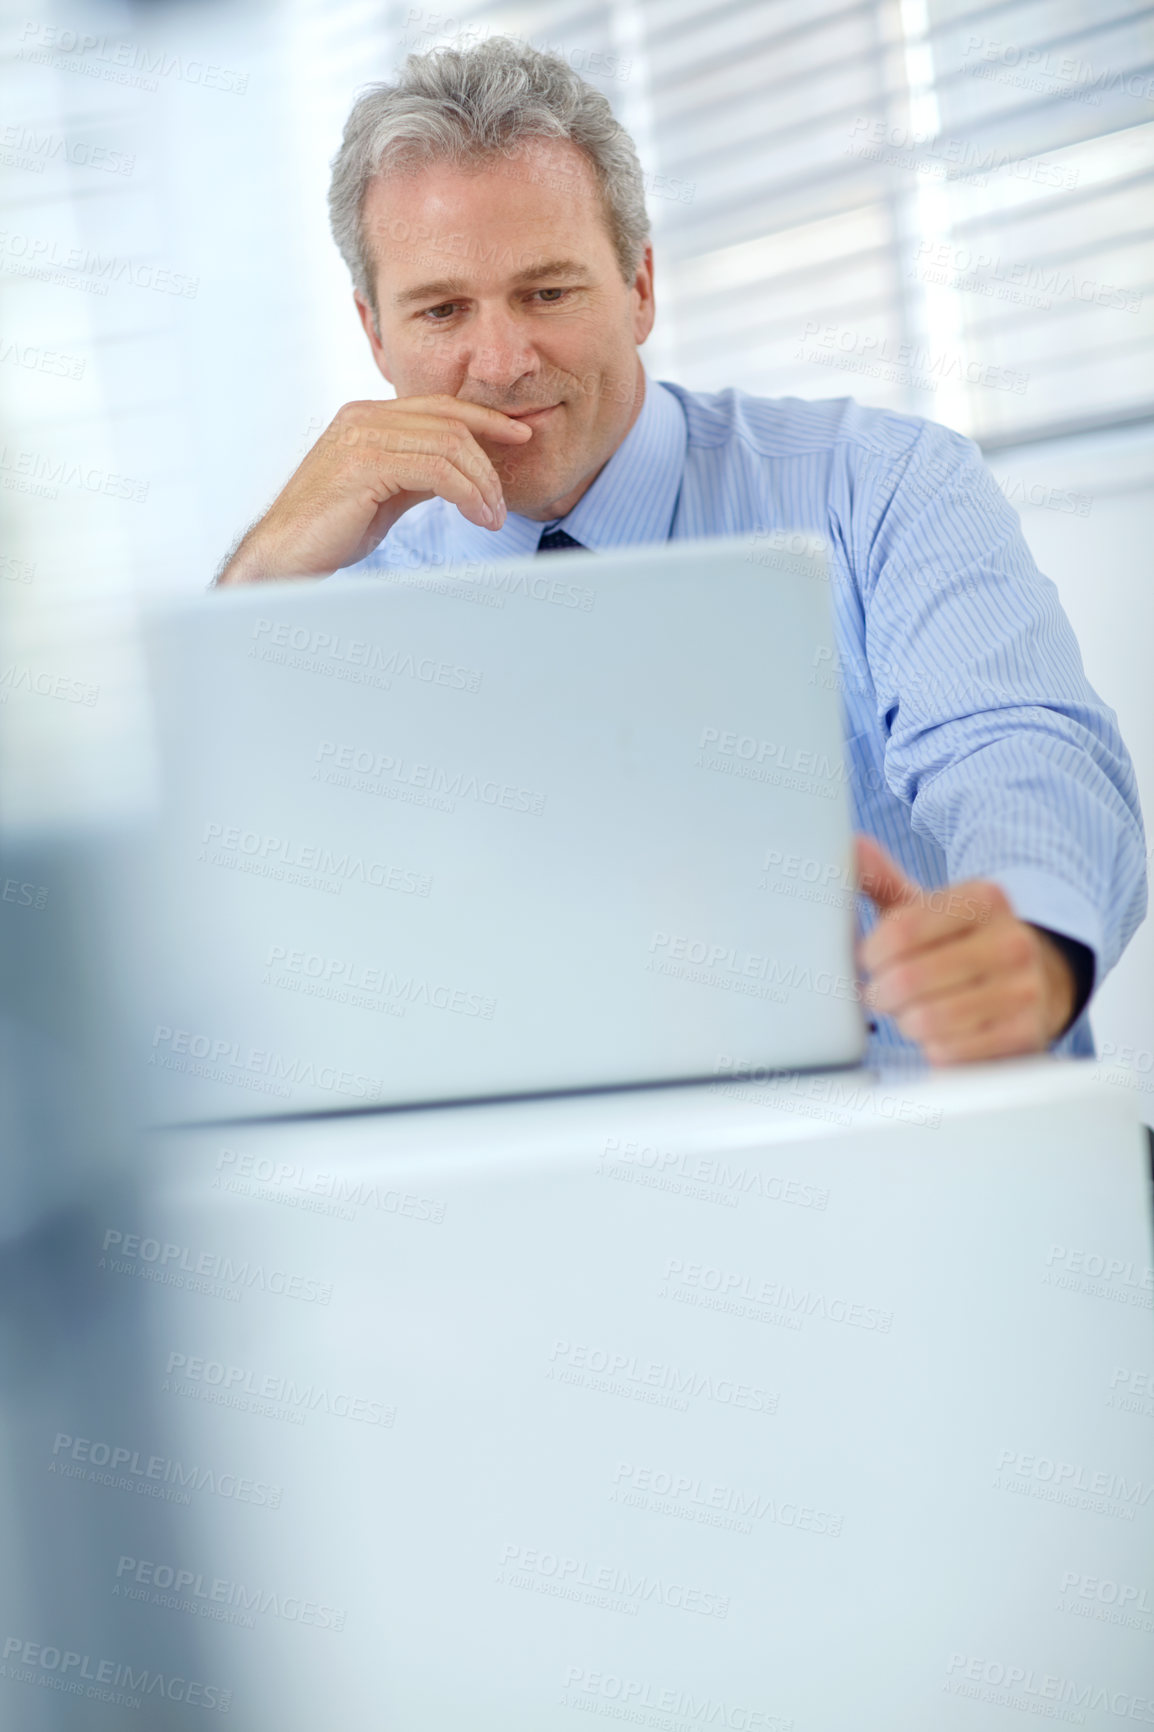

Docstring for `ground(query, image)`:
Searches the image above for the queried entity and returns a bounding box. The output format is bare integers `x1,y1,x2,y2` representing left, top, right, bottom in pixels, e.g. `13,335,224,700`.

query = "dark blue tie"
536,527,586,554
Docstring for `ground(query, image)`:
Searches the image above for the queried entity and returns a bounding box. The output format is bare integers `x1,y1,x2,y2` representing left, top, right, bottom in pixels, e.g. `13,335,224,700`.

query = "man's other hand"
855,835,1077,1064
215,396,533,586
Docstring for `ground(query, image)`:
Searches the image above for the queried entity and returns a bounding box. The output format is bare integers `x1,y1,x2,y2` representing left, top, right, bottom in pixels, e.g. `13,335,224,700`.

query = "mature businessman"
217,37,1146,1068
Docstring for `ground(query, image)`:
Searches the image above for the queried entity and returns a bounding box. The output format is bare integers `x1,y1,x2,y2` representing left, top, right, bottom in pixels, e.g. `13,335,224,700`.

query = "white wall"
987,426,1154,1119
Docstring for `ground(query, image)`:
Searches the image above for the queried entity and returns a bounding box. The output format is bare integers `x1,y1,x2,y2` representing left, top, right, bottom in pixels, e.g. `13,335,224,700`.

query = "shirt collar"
444,374,687,562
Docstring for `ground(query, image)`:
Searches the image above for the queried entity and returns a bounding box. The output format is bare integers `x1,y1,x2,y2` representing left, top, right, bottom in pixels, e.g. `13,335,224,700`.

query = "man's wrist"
214,541,270,587
1029,925,1095,1038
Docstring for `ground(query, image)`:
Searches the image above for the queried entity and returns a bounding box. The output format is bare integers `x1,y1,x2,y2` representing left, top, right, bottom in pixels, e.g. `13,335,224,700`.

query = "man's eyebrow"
393,258,590,309
510,258,589,284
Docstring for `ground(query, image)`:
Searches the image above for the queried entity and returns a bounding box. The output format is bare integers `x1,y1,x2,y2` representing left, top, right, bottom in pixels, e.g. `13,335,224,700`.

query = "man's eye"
424,303,460,321
534,288,567,303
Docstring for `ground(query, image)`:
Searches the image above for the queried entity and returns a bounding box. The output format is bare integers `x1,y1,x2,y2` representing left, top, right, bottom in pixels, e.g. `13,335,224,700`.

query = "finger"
861,885,1013,974
855,835,920,912
900,971,1042,1046
867,921,1021,1016
415,395,536,444
923,1005,1048,1066
360,417,509,522
378,452,499,530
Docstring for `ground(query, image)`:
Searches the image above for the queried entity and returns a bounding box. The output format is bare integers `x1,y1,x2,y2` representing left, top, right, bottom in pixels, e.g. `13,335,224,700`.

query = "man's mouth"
504,403,561,424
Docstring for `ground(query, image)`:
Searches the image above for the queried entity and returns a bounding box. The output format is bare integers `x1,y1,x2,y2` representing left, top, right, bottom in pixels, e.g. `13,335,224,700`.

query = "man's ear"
631,242,655,347
354,291,393,384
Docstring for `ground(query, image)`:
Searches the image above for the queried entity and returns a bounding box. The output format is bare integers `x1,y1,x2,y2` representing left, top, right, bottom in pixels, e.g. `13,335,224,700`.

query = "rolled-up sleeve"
859,420,1147,985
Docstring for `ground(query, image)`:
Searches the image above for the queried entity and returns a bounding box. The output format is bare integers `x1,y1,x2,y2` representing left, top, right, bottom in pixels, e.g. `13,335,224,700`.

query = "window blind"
404,0,1154,447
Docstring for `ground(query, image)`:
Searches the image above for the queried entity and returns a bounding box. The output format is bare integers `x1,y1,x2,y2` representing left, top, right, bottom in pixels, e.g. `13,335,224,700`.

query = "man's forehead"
362,138,606,287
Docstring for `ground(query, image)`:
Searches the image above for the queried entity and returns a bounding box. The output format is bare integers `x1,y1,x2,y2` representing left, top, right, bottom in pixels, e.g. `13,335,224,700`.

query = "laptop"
130,533,864,1124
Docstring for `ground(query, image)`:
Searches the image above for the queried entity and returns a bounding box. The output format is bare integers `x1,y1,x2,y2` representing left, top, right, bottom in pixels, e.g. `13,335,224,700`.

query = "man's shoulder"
659,379,961,471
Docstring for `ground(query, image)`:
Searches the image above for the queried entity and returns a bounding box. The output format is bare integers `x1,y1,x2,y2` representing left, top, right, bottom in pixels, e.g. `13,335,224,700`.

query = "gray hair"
328,36,650,328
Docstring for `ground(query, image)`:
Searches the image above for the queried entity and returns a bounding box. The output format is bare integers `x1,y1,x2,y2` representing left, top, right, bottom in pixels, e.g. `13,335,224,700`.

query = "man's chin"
488,426,602,521
502,492,566,520
499,472,580,522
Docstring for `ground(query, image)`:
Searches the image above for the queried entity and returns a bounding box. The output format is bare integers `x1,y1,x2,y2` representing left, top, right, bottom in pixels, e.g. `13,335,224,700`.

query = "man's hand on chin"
855,836,1077,1065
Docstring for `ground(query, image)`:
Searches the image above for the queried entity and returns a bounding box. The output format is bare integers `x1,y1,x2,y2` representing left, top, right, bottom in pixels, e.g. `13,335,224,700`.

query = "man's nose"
461,305,540,392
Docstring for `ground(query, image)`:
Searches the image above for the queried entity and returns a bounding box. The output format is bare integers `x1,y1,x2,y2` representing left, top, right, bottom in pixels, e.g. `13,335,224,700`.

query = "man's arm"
852,420,1146,1056
213,396,531,585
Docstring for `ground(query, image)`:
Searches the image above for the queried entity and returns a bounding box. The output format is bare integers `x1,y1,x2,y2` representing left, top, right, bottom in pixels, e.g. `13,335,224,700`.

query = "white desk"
2,1059,1152,1731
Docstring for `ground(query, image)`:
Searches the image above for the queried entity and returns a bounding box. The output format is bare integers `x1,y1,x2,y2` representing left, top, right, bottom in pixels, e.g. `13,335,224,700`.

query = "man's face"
355,138,655,520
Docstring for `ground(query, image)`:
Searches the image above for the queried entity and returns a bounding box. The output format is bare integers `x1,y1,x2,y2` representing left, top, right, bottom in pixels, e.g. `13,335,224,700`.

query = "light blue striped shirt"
348,375,1147,1060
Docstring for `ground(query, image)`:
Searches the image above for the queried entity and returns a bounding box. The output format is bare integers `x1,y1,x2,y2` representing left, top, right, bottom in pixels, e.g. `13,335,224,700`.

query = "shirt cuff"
980,867,1104,967
981,866,1102,1034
